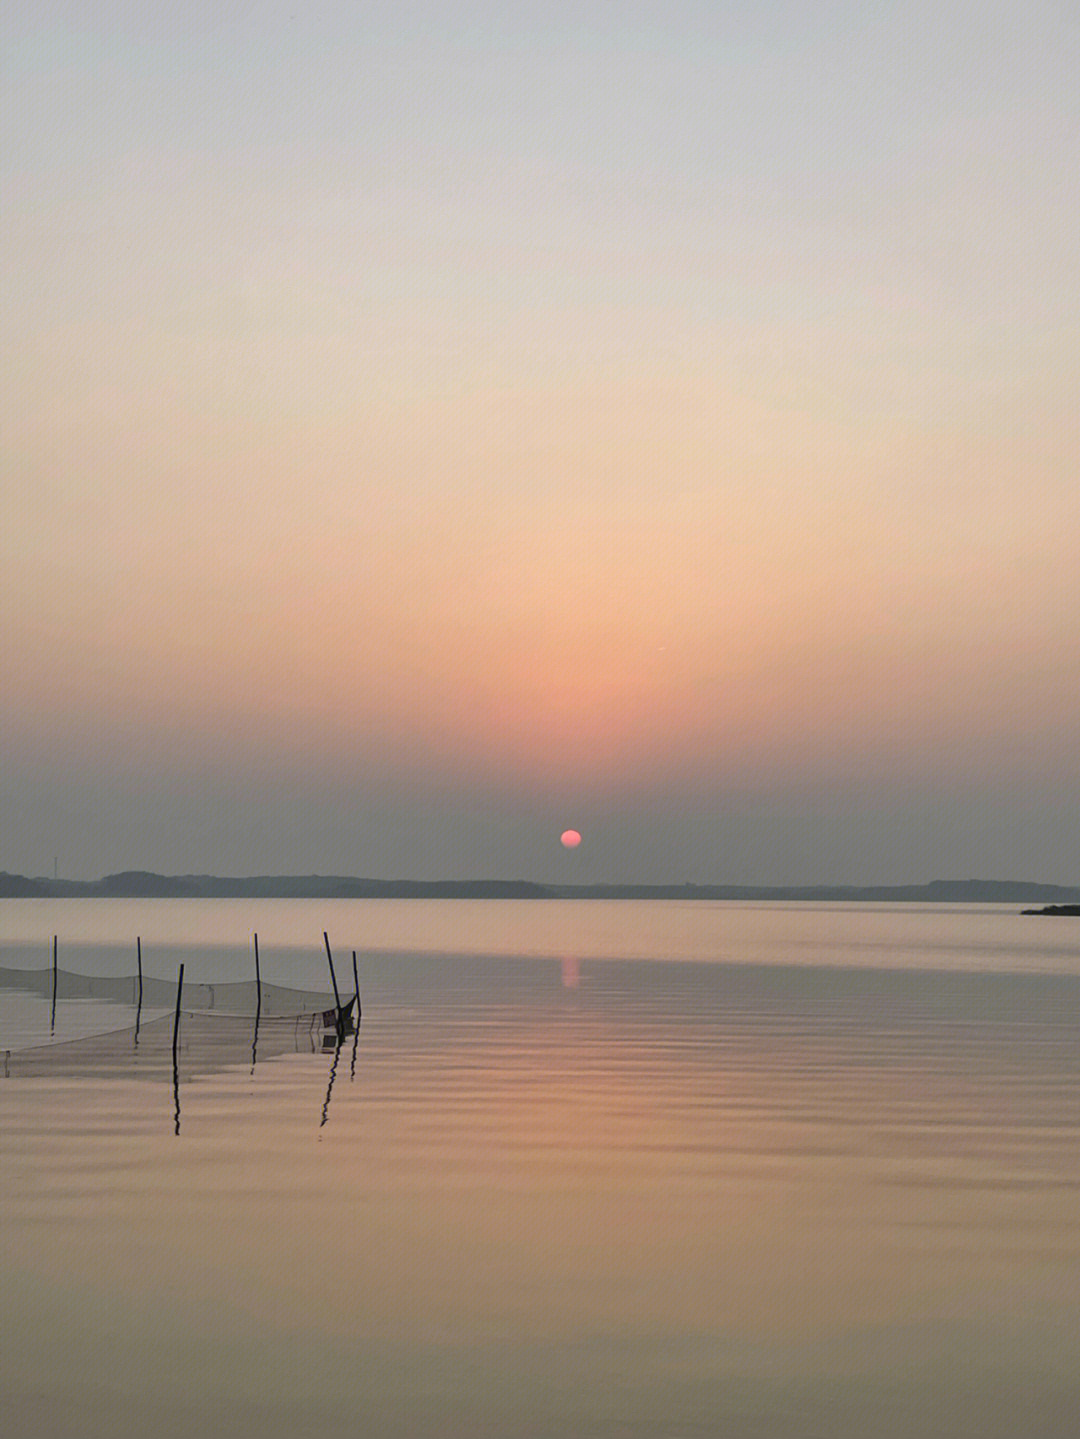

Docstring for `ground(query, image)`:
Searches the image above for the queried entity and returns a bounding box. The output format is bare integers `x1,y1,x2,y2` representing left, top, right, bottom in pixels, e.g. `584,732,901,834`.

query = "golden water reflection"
1,953,1079,1437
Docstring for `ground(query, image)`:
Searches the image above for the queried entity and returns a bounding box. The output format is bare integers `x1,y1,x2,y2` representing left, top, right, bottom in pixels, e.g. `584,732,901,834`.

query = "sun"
560,829,582,849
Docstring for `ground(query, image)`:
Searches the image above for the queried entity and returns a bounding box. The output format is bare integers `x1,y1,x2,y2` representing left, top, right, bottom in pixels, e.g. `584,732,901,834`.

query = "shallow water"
1,901,1079,1437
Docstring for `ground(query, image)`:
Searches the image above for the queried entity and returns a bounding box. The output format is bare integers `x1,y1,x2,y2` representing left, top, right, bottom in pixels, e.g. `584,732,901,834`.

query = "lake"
1,900,1079,1438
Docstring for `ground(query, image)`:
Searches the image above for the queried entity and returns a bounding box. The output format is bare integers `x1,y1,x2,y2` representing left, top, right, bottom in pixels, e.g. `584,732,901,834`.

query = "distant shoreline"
2,871,1079,905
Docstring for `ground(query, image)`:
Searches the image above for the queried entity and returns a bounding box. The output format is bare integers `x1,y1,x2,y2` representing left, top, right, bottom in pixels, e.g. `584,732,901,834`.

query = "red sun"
560,829,582,849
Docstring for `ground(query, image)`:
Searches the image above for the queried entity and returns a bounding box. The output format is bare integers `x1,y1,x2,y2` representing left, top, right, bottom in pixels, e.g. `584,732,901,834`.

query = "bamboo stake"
350,951,361,1081
322,931,343,1035
172,962,184,1136
254,932,263,1025
251,933,262,1069
135,937,143,1047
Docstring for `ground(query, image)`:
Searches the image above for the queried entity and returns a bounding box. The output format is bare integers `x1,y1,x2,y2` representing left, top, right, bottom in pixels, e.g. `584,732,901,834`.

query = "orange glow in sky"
2,4,1078,883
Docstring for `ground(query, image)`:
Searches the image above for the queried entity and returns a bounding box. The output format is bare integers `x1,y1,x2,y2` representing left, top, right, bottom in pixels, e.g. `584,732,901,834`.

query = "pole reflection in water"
3,932,1080,1439
320,1036,343,1128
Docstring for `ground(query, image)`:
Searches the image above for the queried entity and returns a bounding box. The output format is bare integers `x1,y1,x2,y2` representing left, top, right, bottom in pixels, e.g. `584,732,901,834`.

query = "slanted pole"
323,931,343,1035
172,963,184,1066
51,935,58,1032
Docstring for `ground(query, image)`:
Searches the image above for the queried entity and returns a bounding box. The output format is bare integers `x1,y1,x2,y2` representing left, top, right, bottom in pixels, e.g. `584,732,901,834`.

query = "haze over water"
2,899,1078,1437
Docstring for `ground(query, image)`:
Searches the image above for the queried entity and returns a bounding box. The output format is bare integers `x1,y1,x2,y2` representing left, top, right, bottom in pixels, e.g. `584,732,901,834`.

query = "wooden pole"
350,951,361,1081
254,932,263,1024
323,931,343,1032
251,933,262,1070
135,936,144,1046
172,962,184,1136
172,963,184,1065
50,935,58,1033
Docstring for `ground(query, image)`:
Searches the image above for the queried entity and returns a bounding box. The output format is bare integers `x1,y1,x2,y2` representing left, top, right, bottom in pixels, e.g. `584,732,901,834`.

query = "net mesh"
0,965,358,1081
0,965,346,1016
2,1011,351,1081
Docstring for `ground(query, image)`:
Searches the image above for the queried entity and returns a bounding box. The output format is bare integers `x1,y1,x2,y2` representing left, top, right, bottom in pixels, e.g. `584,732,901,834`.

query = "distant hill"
548,878,1080,903
0,871,553,899
2,871,1079,903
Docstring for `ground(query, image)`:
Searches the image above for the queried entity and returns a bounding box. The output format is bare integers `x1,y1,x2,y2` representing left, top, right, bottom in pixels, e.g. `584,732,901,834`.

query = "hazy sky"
3,1,1078,884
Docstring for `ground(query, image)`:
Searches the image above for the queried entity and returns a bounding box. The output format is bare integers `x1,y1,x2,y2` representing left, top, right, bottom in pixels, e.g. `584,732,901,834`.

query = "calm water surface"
1,901,1078,1438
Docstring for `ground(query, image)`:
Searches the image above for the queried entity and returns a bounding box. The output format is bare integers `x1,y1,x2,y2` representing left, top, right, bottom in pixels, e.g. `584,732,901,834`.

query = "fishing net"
0,965,358,1083
0,964,347,1016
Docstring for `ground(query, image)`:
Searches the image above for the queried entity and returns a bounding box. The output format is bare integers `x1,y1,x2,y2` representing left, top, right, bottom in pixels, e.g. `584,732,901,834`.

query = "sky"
2,1,1078,885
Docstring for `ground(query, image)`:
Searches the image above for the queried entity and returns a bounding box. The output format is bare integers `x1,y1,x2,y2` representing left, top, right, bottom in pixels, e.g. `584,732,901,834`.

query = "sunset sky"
3,1,1078,884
